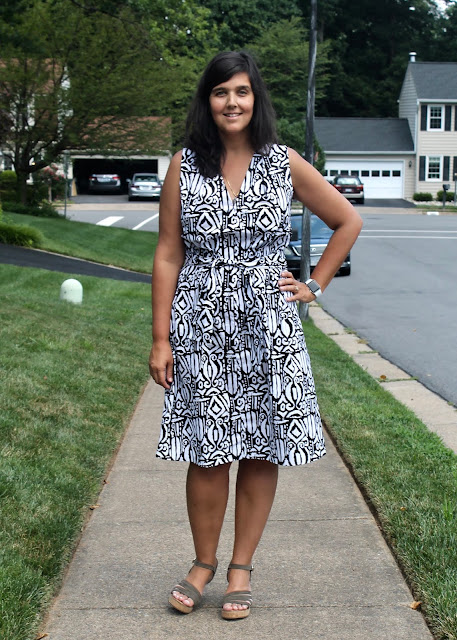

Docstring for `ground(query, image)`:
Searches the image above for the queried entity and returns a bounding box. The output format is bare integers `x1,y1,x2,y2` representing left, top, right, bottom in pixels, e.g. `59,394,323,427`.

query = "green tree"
200,0,301,50
250,18,331,122
311,0,444,116
0,0,215,201
248,18,331,158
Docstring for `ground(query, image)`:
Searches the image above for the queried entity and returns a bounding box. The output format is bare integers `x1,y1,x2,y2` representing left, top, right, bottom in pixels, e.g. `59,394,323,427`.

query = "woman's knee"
188,461,231,482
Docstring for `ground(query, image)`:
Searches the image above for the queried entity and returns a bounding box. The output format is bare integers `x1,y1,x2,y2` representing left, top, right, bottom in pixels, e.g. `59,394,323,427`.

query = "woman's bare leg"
223,459,279,612
172,461,231,607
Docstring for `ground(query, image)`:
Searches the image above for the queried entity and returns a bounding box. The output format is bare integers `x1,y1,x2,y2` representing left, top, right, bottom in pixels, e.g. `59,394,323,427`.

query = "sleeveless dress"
156,145,326,468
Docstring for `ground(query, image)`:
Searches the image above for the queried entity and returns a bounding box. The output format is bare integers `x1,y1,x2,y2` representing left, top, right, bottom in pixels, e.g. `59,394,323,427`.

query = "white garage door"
324,161,404,199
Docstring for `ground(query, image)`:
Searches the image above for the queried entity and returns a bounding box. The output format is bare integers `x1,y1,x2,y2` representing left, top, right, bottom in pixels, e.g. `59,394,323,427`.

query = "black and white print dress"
156,144,326,467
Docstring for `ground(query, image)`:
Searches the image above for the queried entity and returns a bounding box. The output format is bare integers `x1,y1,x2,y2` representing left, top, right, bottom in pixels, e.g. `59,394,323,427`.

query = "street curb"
309,303,457,455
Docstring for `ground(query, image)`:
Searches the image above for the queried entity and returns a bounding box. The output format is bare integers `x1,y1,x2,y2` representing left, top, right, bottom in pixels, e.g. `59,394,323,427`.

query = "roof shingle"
409,62,457,100
315,118,414,152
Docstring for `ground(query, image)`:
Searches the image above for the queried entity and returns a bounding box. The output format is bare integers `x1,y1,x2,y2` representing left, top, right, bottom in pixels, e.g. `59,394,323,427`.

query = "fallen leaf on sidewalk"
35,634,49,639
379,374,387,380
89,504,100,510
410,601,422,610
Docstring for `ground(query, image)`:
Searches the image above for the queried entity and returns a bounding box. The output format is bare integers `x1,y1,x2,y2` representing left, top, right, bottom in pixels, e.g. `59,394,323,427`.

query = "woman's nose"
226,91,237,107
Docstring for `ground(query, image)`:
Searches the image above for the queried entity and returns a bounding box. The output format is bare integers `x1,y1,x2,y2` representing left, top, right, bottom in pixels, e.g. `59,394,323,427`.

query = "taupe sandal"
221,563,254,620
169,559,218,614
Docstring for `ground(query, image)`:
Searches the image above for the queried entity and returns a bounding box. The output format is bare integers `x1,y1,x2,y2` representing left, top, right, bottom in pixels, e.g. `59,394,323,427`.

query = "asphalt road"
8,195,457,406
321,213,457,406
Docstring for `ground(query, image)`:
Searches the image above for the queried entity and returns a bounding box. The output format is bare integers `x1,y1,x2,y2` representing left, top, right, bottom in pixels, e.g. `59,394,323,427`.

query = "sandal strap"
222,590,253,607
193,558,218,575
226,562,253,581
171,579,202,606
227,563,253,572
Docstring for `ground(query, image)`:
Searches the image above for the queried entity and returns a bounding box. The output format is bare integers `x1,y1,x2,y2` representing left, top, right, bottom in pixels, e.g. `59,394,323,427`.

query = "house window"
330,169,338,176
427,156,442,180
371,170,380,177
382,170,391,177
392,170,401,177
350,170,359,176
361,170,369,177
428,106,443,131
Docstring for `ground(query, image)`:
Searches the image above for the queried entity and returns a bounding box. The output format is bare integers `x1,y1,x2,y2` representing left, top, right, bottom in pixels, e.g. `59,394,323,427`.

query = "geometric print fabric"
156,144,326,467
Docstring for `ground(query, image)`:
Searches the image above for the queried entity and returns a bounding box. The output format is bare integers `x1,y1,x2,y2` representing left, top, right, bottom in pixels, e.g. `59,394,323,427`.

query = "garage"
324,161,404,199
72,157,159,194
315,117,415,200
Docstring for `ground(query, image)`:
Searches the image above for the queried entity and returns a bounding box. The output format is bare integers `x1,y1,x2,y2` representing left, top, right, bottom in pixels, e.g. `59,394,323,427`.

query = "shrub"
34,164,67,201
436,190,455,203
27,180,49,205
0,221,44,247
413,192,433,202
0,170,18,202
2,200,62,218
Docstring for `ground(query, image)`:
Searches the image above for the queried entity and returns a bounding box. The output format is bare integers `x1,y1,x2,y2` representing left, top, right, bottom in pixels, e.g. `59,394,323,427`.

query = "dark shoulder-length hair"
184,51,277,178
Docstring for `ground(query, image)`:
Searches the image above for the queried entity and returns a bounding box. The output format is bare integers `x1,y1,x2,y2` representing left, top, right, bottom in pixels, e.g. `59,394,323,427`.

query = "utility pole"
299,0,318,321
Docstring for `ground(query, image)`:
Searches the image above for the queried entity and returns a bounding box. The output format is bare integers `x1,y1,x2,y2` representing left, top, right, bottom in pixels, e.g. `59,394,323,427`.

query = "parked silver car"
128,173,162,201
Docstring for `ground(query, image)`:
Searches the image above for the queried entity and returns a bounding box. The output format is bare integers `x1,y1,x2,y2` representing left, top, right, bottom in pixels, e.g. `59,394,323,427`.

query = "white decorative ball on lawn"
60,279,83,304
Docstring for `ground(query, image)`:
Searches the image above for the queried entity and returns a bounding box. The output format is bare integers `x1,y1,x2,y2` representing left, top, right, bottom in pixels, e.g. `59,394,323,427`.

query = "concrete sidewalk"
43,381,432,639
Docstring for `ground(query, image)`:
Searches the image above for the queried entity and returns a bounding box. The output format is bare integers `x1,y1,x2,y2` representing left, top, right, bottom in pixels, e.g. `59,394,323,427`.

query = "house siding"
416,128,457,195
399,67,418,142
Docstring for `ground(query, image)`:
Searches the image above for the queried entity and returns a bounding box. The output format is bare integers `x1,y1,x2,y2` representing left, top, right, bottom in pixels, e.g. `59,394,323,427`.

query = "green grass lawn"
2,221,457,639
306,322,457,640
3,212,157,273
0,264,152,640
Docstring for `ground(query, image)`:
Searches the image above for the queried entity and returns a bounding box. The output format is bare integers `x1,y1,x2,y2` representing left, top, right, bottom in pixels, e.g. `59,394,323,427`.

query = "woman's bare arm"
149,151,185,389
279,148,363,301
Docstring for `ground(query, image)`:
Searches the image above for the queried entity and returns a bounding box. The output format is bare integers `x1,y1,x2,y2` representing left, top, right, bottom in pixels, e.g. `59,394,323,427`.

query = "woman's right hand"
149,341,174,389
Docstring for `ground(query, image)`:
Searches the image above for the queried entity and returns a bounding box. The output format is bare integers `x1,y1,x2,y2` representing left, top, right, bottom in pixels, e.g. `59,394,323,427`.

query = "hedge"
0,221,44,247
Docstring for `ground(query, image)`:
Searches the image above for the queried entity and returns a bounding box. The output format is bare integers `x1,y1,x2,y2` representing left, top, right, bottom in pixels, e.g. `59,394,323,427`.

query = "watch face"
306,279,320,294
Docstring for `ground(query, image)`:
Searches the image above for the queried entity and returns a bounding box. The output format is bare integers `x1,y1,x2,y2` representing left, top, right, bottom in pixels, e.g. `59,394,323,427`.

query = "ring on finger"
295,285,299,293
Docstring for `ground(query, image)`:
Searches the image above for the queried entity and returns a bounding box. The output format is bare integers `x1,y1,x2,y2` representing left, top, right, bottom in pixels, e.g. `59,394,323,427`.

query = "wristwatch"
305,278,322,298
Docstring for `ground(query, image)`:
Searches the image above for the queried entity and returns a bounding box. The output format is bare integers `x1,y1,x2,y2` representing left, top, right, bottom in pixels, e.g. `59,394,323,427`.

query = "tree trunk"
17,171,29,205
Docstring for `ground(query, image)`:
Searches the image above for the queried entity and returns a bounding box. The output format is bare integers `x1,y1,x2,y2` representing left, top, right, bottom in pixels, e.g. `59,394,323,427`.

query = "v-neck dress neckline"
221,153,257,208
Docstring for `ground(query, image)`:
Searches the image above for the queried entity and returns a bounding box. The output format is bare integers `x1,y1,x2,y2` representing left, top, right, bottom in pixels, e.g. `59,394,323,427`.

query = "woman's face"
209,72,255,138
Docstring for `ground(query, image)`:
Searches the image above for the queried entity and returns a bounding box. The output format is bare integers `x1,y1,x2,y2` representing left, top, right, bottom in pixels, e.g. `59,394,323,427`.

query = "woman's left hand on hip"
278,270,316,303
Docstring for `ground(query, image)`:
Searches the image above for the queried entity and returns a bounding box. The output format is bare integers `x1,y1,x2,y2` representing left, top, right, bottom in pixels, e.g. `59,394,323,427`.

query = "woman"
149,51,362,620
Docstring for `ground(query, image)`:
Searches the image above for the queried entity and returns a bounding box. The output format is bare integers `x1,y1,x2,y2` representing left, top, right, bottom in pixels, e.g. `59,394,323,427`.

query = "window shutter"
443,156,450,181
445,106,452,130
419,156,426,181
420,105,427,131
454,157,457,180
455,107,457,131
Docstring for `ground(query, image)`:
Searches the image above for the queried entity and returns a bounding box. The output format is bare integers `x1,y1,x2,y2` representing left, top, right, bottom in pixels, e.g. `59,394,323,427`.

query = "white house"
315,54,457,200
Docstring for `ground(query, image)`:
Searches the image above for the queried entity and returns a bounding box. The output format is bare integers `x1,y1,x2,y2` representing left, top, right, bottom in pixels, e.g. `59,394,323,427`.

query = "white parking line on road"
96,216,124,226
359,235,457,239
361,229,457,233
132,214,159,230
